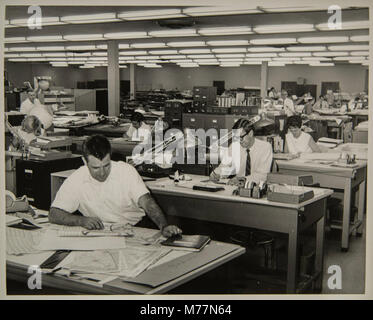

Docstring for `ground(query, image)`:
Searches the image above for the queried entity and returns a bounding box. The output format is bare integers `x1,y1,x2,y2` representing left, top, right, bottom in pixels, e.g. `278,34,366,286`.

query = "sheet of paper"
36,230,127,251
61,250,121,274
6,227,43,255
118,245,171,278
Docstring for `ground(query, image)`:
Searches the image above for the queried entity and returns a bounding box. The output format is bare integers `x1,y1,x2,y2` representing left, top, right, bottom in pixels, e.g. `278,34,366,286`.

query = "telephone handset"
5,190,31,213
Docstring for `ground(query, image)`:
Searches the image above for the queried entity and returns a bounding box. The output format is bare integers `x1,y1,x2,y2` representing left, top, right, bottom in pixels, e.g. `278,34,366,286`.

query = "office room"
2,0,372,297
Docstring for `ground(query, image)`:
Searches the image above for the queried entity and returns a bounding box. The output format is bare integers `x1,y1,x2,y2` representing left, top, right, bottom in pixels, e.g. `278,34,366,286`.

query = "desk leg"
287,226,299,293
357,179,366,236
315,214,325,292
341,178,352,251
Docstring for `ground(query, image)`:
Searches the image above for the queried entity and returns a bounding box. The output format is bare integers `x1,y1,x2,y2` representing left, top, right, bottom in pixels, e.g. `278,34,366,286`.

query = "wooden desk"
7,239,244,295
145,176,332,293
276,158,367,251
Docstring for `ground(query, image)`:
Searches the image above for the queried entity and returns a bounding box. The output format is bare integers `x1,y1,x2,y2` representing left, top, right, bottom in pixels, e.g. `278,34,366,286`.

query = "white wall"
5,62,368,96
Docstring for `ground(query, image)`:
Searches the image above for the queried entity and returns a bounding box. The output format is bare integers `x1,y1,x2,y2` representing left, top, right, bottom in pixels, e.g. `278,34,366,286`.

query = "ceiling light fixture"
61,13,119,24
199,26,252,36
254,24,314,33
118,9,185,20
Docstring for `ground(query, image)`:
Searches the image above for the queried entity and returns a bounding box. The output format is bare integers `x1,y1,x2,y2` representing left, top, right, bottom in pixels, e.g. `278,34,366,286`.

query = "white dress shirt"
214,138,273,182
286,131,313,154
126,122,151,141
20,98,42,114
283,98,296,116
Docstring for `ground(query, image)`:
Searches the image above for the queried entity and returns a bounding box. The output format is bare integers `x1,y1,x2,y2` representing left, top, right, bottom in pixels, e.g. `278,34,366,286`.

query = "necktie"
245,149,251,176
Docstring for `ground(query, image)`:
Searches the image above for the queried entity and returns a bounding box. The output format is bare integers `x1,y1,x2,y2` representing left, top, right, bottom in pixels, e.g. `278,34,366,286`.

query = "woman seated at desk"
284,115,322,155
123,112,151,141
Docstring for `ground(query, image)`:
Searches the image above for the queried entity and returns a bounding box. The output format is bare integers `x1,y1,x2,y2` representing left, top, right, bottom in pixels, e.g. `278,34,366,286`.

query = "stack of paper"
6,215,23,226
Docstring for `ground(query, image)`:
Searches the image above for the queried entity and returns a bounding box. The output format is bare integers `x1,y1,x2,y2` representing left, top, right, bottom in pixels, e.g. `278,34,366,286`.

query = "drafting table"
49,170,332,293
275,158,367,251
7,232,244,295
145,176,333,293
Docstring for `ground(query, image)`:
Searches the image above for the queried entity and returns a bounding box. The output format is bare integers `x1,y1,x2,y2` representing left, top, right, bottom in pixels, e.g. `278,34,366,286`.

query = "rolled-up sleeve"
51,176,80,213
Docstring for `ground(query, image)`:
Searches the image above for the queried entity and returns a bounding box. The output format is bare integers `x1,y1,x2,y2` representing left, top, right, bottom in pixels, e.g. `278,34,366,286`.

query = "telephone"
5,190,33,213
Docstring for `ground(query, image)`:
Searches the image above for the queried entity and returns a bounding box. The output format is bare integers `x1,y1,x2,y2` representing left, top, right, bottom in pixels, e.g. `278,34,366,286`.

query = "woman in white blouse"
284,115,321,155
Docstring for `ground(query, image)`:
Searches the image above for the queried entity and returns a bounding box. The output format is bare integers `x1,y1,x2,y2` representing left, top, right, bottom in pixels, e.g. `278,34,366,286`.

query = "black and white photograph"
1,0,372,301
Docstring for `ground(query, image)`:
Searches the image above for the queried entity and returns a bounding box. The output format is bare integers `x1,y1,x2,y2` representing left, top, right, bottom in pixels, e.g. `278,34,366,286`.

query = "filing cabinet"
182,114,206,130
193,86,217,102
16,155,84,210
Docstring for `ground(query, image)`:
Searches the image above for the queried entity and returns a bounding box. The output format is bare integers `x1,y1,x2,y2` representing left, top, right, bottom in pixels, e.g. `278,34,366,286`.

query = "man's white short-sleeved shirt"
52,161,149,225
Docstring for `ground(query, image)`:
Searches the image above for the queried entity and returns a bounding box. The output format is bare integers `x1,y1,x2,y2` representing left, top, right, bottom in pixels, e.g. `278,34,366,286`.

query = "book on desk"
161,234,211,252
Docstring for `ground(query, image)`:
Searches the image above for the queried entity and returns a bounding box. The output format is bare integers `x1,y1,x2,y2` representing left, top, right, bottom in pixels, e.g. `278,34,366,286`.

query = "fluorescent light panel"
149,29,197,37
328,45,370,51
247,47,285,52
298,36,349,43
350,35,369,42
130,42,166,48
104,32,148,39
199,26,252,36
61,13,119,23
5,37,28,43
254,24,314,33
64,34,104,41
179,49,211,54
167,41,205,47
119,51,147,56
316,20,369,31
212,48,247,53
313,52,348,56
207,40,249,46
119,9,184,20
286,46,326,52
183,6,261,16
250,38,297,45
279,52,312,57
149,50,178,55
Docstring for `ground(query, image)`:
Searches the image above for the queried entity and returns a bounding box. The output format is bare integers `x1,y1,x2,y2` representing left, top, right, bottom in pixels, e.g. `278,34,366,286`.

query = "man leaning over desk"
49,134,182,238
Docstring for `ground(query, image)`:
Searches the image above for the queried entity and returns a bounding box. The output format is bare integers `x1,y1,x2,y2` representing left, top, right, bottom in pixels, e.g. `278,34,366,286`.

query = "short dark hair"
232,118,254,134
287,115,302,129
82,135,111,161
131,112,144,123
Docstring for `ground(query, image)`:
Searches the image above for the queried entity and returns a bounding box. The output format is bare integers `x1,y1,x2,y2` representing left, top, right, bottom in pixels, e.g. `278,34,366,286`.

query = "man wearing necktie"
210,117,273,186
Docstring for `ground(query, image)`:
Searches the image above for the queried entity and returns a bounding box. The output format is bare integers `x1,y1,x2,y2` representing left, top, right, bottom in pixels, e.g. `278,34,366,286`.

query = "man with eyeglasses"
209,118,273,186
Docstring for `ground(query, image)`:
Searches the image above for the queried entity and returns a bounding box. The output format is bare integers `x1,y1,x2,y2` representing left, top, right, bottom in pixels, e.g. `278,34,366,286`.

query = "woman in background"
284,115,322,155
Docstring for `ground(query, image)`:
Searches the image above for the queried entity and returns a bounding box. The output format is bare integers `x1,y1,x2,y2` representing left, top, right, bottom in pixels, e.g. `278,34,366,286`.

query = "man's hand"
228,176,246,187
209,171,220,182
80,216,104,230
162,225,182,238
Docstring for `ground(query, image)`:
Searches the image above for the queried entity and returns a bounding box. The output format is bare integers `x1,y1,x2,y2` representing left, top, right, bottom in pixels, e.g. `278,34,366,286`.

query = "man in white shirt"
124,112,151,141
210,118,273,184
49,135,182,237
281,90,296,117
20,90,42,114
